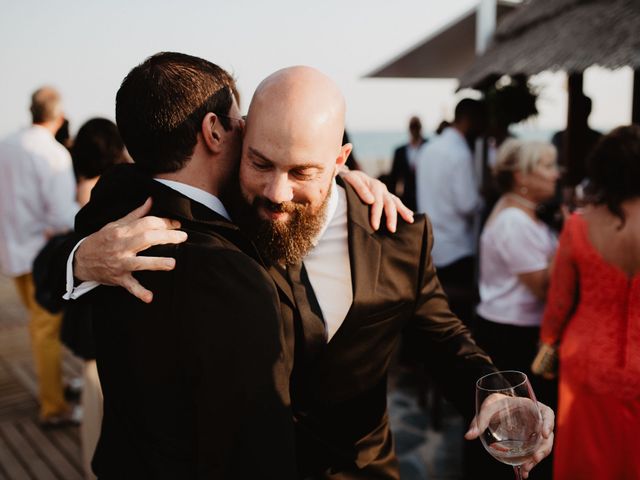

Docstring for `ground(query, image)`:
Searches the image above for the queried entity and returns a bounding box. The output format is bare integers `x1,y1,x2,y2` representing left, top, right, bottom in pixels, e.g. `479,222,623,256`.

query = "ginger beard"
235,184,331,267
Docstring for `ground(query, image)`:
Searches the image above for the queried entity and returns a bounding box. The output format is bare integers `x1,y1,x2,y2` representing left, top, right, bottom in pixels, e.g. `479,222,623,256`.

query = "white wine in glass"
476,370,543,480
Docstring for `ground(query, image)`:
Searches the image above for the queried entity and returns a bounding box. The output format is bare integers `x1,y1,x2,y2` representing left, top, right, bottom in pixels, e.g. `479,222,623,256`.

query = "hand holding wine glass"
465,371,555,479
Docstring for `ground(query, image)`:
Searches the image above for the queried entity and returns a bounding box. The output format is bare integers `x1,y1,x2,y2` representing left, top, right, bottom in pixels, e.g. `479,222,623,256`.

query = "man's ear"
201,112,222,154
335,143,352,172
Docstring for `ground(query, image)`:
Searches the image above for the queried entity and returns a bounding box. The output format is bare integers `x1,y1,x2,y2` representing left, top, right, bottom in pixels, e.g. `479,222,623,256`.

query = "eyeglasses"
217,114,246,125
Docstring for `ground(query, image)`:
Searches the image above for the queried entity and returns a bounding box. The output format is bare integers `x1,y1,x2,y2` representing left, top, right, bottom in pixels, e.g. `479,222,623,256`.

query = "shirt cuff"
63,237,100,300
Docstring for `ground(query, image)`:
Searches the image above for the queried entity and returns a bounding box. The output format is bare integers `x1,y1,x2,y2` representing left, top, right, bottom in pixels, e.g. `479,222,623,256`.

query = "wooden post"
633,69,640,125
565,72,584,186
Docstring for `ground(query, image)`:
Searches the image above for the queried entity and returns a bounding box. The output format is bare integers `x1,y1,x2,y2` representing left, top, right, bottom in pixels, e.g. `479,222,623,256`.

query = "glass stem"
513,465,523,480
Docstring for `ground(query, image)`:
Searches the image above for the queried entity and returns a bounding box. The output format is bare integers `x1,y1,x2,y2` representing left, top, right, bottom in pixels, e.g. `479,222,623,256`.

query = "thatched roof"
365,1,517,79
459,0,640,89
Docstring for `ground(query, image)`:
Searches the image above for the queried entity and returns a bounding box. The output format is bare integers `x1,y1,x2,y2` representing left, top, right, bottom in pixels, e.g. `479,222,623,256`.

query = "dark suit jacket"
269,180,495,479
388,139,426,211
68,165,296,479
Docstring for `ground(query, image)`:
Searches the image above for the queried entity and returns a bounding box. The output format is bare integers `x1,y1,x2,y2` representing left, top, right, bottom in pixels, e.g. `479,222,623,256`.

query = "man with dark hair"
415,98,486,328
63,52,297,478
0,86,78,427
65,68,553,479
388,116,427,210
115,52,239,175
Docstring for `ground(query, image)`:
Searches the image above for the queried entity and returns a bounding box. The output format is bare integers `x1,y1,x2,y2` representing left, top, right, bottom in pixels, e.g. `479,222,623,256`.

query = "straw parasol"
458,0,640,184
459,0,640,89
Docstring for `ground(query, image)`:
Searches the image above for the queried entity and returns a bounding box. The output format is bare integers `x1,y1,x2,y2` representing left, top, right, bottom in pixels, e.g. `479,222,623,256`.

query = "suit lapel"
333,180,381,337
268,264,295,306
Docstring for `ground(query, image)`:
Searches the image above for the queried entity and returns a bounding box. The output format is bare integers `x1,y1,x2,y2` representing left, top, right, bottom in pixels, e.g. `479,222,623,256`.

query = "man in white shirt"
415,98,486,327
0,87,78,425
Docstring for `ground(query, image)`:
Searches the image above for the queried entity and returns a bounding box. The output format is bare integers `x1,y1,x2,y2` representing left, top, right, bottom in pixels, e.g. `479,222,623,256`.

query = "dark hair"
72,118,125,179
585,125,640,224
55,118,71,149
454,98,486,123
115,52,238,174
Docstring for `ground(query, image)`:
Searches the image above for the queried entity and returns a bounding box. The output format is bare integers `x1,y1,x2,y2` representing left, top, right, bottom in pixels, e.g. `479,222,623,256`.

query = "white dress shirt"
64,179,229,300
0,125,78,276
415,127,480,267
303,180,352,342
405,143,422,171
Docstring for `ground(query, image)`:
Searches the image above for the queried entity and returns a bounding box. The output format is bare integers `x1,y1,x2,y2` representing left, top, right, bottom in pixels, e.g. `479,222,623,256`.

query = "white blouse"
476,207,557,327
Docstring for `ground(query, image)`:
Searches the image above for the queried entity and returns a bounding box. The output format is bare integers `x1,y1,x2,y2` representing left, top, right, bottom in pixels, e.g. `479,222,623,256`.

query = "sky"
0,0,633,139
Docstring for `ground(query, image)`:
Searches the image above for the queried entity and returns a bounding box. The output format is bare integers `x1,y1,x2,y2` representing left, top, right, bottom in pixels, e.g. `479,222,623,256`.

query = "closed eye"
252,161,272,171
291,168,317,180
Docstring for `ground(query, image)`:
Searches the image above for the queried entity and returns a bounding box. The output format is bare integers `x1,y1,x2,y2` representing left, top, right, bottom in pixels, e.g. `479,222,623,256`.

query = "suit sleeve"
179,247,296,479
411,216,496,419
36,231,84,308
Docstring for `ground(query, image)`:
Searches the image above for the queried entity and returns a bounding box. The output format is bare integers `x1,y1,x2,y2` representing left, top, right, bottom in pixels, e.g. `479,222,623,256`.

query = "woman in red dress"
539,125,640,479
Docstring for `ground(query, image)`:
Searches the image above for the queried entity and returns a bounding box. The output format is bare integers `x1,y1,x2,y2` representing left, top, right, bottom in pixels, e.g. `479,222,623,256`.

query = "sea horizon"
349,127,559,178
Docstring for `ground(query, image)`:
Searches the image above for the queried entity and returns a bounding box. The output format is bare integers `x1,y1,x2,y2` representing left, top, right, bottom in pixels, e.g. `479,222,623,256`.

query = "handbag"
531,342,558,380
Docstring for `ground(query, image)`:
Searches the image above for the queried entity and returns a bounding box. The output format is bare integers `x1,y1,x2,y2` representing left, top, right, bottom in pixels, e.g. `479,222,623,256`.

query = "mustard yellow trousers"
13,273,68,419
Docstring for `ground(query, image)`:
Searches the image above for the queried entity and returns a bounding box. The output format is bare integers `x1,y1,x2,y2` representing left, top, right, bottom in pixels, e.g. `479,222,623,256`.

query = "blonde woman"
476,140,559,379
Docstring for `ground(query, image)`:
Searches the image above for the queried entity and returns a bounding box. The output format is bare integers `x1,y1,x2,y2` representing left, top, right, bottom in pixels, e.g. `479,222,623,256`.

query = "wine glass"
475,370,543,480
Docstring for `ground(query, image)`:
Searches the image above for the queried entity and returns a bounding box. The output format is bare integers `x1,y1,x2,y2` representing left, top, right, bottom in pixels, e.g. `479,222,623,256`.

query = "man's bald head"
247,66,346,154
30,86,63,125
237,66,352,265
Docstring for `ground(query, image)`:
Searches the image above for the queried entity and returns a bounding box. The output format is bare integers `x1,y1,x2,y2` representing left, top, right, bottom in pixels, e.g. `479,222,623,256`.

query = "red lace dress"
541,213,640,479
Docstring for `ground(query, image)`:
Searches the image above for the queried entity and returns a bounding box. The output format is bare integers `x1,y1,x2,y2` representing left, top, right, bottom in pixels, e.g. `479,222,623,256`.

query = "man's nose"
263,173,293,204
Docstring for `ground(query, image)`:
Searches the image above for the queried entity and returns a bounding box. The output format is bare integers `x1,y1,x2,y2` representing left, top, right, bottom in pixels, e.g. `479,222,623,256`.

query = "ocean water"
349,128,556,178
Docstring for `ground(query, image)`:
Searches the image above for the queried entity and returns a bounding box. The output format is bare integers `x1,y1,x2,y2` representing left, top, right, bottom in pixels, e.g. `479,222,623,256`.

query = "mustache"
254,197,303,214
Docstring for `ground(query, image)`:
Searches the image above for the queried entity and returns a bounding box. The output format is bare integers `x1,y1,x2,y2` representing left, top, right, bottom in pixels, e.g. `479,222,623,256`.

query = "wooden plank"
0,422,55,479
21,420,82,480
8,362,39,399
46,428,82,471
0,430,31,480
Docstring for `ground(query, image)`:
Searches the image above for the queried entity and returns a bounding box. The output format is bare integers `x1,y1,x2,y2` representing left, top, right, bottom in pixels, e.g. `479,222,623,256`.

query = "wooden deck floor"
0,275,85,480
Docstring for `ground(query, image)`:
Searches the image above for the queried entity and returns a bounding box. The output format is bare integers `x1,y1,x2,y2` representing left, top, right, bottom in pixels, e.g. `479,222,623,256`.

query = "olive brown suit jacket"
268,180,495,479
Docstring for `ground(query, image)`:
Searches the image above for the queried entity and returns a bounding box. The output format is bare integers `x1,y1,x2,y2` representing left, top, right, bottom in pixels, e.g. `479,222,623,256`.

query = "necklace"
505,193,537,210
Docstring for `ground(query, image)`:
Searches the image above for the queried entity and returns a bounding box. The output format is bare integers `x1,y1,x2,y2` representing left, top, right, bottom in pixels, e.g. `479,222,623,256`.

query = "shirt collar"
153,178,231,220
311,177,339,246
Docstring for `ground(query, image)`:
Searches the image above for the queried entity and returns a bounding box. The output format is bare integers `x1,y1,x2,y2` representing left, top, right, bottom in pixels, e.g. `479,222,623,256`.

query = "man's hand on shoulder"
339,168,414,232
74,197,188,303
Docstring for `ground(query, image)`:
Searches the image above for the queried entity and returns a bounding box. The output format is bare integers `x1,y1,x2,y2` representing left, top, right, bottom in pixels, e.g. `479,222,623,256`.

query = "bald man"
231,66,554,479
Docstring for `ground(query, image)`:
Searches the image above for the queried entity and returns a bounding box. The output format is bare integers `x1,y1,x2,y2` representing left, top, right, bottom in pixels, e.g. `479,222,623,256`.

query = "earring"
520,186,528,195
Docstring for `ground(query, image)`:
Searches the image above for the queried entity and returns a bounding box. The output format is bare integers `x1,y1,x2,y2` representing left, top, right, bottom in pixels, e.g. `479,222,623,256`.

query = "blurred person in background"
415,99,486,328
0,86,78,427
34,117,129,478
473,139,559,479
70,117,128,479
551,93,601,187
55,118,73,151
388,116,426,210
536,125,640,480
